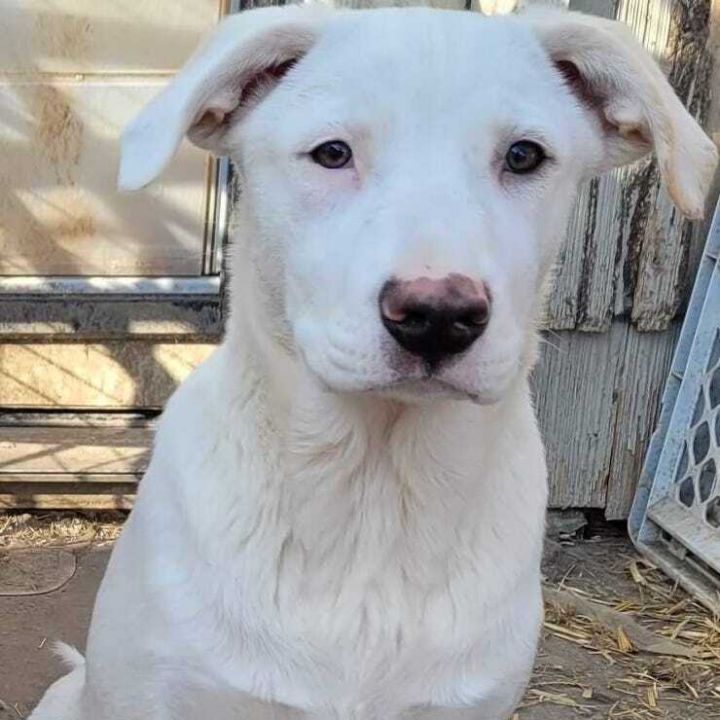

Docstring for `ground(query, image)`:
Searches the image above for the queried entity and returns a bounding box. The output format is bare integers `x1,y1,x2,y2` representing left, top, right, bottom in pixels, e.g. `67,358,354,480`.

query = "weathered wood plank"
0,490,136,511
535,319,681,516
0,413,147,508
0,474,140,485
533,323,628,508
544,183,591,330
0,342,214,408
630,193,688,330
605,323,680,519
0,295,221,339
0,412,155,428
0,426,152,474
576,171,628,331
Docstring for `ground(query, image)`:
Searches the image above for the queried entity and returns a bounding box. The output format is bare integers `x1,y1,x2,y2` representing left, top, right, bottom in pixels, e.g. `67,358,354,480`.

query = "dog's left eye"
504,141,546,174
310,140,353,169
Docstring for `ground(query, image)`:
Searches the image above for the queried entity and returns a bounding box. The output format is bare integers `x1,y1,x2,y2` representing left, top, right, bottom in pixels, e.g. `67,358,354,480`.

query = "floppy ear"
523,9,717,219
118,5,331,191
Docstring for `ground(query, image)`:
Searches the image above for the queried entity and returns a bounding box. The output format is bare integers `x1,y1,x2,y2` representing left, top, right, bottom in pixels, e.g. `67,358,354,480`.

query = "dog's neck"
222,328,524,577
283,387,512,583
211,233,534,588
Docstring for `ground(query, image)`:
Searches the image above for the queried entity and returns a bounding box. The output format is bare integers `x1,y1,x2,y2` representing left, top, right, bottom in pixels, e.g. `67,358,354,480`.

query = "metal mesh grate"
673,336,720,519
630,199,720,612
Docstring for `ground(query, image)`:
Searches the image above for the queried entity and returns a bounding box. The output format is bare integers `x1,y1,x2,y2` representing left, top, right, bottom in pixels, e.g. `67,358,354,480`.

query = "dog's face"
120,6,716,404
238,12,595,402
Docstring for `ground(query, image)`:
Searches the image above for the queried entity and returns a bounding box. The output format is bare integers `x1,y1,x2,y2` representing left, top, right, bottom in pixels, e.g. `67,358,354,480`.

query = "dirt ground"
1,513,719,720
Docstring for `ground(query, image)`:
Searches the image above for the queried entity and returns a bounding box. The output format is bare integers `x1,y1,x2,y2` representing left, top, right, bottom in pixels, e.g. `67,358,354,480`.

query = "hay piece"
543,587,700,659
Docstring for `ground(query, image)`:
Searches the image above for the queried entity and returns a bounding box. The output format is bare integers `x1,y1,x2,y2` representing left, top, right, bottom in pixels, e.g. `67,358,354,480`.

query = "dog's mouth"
368,349,485,403
369,376,482,404
297,331,513,405
365,351,515,405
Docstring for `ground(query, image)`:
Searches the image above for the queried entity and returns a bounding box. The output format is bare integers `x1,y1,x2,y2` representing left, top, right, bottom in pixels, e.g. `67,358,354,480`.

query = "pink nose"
379,274,491,365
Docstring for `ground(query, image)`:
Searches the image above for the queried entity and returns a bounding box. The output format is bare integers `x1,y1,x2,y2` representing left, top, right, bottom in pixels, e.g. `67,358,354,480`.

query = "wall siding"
533,322,680,517
536,0,717,515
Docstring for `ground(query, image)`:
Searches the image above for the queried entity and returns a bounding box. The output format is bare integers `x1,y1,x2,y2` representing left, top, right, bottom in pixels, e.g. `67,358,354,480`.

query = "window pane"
0,0,223,276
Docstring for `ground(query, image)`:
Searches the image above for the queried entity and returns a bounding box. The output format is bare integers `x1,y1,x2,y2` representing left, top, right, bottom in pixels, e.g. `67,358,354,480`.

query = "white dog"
30,5,716,720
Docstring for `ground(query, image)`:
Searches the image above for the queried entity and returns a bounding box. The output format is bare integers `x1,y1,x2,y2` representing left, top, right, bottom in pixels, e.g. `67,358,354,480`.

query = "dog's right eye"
310,141,353,169
504,141,546,175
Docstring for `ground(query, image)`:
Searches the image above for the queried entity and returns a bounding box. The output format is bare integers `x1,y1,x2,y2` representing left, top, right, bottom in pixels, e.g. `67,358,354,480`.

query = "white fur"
52,643,85,671
31,5,716,720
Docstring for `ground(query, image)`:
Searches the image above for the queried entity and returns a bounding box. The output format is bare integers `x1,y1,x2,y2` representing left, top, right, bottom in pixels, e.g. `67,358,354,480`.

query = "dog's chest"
214,439,541,713
208,526,540,718
163,387,546,716
175,569,536,720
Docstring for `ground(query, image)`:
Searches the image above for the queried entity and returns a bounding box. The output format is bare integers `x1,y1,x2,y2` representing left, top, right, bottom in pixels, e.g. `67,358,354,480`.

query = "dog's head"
120,5,716,404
